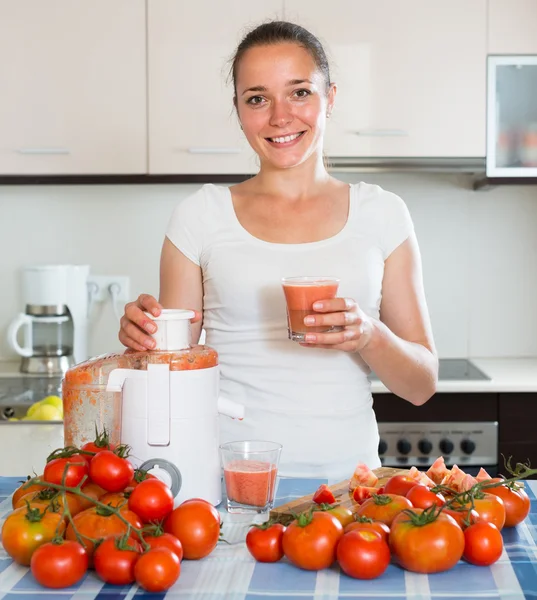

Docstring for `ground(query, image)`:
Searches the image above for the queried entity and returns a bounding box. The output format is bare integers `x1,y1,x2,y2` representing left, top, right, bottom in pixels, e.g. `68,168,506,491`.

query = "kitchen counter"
1,475,536,598
372,357,537,393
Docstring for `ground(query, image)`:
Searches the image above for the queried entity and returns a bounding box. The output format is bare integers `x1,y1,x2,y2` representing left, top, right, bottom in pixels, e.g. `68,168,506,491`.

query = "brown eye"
294,89,312,98
247,96,265,105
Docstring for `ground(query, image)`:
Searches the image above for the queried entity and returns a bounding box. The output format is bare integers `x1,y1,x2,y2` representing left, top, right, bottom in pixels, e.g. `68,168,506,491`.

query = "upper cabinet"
0,0,146,175
284,0,487,158
488,0,537,54
147,0,283,174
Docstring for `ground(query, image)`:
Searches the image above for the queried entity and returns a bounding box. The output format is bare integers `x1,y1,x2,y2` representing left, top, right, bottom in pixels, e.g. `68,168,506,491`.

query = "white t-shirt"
166,182,414,480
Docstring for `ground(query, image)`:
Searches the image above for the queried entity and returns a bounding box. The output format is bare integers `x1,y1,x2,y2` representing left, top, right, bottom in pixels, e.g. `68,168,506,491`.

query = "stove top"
370,358,490,381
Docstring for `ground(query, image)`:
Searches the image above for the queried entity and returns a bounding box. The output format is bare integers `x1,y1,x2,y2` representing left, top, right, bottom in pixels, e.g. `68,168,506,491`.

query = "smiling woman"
118,20,438,480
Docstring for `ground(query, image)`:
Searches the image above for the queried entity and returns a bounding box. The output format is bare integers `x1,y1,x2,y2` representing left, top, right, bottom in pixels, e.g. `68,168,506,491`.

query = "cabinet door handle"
186,147,242,154
355,129,409,137
16,148,70,155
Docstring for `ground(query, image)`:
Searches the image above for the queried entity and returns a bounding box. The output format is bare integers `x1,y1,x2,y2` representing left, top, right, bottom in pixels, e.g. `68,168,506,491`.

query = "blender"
62,309,244,506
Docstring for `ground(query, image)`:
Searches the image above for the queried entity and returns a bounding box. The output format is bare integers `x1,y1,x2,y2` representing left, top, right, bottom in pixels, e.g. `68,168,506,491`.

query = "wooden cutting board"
270,466,409,523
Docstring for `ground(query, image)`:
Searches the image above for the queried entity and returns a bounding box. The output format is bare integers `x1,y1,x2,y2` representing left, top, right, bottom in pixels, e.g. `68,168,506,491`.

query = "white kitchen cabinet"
0,0,146,175
148,0,283,174
488,0,537,54
284,0,487,158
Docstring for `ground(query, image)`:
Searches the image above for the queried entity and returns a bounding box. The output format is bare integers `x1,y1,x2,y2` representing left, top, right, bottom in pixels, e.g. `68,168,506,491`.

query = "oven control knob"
460,439,476,455
378,439,388,455
418,439,433,455
397,439,412,455
439,439,454,455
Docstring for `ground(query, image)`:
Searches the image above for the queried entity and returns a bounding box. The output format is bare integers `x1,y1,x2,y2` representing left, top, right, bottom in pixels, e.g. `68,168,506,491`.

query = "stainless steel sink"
0,376,62,420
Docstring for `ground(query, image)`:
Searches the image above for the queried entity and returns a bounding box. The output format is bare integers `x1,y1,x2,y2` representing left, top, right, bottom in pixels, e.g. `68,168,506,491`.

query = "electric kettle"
62,309,244,506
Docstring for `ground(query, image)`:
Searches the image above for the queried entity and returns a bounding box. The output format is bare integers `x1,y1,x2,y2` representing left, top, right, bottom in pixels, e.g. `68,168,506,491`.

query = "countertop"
1,475,536,599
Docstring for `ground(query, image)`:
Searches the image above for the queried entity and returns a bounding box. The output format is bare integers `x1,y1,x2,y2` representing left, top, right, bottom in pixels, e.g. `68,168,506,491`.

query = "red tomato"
1,506,65,566
89,451,134,493
383,475,420,497
484,480,531,527
30,540,88,588
337,529,391,580
312,484,336,504
99,492,130,508
449,494,506,531
344,519,391,544
406,485,446,509
390,509,465,573
357,494,413,526
134,547,181,593
65,506,142,562
352,486,378,504
93,536,141,585
143,532,183,561
164,499,221,560
15,488,84,518
79,481,108,511
12,476,44,509
127,469,156,490
463,521,503,566
322,505,354,528
442,506,479,530
44,456,89,488
128,479,174,523
282,511,343,571
81,429,116,459
246,523,286,562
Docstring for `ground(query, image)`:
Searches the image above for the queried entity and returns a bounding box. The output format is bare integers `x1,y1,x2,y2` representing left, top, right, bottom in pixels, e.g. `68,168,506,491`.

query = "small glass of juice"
281,276,342,341
220,440,282,514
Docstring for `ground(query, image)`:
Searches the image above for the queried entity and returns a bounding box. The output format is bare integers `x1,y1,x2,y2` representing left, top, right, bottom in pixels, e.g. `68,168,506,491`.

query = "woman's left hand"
300,298,373,352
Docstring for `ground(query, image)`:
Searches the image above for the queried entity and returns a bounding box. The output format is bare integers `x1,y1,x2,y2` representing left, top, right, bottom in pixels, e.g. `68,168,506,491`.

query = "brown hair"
229,21,331,99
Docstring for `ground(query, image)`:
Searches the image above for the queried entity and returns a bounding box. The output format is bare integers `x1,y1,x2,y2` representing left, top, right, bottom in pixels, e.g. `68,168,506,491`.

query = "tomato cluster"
246,471,532,578
1,431,221,593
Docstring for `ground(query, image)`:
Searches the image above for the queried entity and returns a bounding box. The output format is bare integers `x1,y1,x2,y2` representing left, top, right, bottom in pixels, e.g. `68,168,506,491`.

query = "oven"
372,359,499,478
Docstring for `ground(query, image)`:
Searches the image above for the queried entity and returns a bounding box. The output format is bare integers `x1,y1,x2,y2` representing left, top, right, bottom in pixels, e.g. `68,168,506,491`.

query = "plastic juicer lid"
143,308,196,351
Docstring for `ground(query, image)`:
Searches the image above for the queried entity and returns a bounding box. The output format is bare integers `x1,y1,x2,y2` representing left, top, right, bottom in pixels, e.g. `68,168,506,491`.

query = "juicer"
63,309,244,506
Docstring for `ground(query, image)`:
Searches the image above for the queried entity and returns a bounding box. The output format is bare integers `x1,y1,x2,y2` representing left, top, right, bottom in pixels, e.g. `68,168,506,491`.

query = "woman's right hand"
119,294,162,351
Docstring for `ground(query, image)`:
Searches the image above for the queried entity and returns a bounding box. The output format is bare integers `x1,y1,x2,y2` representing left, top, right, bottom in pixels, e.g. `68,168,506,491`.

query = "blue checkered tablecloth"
1,476,537,599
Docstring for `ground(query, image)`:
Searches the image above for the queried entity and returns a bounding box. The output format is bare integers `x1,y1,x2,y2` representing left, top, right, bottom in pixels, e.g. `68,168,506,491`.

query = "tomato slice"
352,486,378,504
312,484,336,505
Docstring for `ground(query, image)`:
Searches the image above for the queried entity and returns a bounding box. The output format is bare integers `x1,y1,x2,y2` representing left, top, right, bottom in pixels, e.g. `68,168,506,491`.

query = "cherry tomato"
44,455,89,488
344,518,390,544
246,523,286,562
337,529,391,579
128,479,174,523
1,506,65,566
484,479,531,527
282,511,343,571
89,451,134,493
30,540,88,588
134,547,181,593
93,536,142,585
390,509,465,573
406,485,446,509
143,532,183,561
463,521,503,566
383,475,420,497
312,484,336,504
164,499,221,560
357,494,413,526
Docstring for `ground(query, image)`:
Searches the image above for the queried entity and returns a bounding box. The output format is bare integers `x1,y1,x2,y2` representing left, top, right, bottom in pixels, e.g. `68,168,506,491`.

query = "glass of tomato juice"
281,276,342,341
220,440,282,514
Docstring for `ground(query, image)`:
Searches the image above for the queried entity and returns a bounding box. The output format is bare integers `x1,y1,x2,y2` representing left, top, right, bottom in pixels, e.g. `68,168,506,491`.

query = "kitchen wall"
1,173,537,361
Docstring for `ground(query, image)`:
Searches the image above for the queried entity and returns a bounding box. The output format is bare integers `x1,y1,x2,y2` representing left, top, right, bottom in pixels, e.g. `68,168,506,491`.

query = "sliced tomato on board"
352,486,378,504
312,484,336,505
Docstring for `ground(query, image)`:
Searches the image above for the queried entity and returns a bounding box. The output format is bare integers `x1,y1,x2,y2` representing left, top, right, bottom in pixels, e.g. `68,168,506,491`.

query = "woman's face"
234,43,335,170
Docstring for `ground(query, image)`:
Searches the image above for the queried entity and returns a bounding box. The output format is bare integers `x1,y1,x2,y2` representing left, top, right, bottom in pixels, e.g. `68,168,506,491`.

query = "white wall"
1,173,536,360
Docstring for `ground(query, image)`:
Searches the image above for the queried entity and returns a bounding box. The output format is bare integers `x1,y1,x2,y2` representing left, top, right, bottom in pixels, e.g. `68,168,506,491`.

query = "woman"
119,21,438,480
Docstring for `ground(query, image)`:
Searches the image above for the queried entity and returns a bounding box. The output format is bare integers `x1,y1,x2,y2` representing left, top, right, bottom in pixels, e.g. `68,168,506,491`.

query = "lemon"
7,417,19,421
29,404,63,421
26,401,44,418
40,395,63,410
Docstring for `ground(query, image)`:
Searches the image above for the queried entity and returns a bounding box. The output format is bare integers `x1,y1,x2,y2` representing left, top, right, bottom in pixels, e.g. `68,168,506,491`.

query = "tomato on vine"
89,447,134,493
93,535,142,585
30,539,88,588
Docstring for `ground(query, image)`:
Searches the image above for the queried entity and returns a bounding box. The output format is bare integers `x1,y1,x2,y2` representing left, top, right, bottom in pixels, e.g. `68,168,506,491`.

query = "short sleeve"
165,187,208,266
379,191,414,259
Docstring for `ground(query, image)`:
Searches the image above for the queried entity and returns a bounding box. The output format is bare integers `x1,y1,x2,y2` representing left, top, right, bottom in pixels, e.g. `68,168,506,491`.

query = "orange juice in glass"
281,276,341,341
220,440,282,514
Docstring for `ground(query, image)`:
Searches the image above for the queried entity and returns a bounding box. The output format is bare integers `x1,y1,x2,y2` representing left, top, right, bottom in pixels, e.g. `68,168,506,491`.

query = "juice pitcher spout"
218,397,244,420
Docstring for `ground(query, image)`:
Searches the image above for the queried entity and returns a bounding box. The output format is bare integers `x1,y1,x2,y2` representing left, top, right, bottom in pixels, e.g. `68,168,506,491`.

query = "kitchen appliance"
62,309,244,506
7,265,90,376
373,360,498,477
